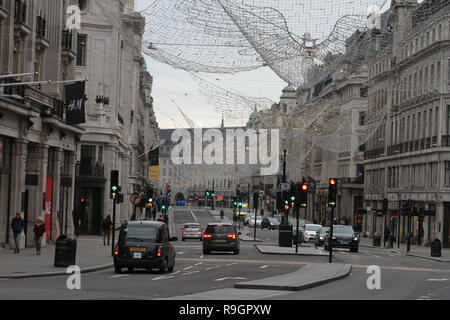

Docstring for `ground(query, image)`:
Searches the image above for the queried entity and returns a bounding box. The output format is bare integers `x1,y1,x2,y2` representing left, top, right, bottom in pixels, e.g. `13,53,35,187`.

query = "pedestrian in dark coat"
102,215,112,245
33,217,45,255
11,213,25,254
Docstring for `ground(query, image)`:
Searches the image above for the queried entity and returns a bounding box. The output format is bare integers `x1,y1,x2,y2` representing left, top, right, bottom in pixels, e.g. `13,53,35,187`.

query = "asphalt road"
0,207,449,300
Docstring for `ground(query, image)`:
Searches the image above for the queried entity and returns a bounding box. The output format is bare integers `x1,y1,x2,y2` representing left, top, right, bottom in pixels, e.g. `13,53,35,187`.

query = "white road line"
213,277,247,282
190,210,198,222
206,266,221,271
225,263,238,266
259,265,270,269
426,279,449,282
109,275,130,279
182,271,200,276
183,265,194,270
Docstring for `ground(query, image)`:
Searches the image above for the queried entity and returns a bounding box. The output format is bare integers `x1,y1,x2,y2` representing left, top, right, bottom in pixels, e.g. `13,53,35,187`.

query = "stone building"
0,0,83,247
73,0,159,234
364,0,450,247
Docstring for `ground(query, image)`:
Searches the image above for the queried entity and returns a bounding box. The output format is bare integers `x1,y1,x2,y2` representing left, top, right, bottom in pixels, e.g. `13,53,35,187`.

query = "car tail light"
198,229,202,233
114,244,119,256
182,229,186,233
227,234,237,240
203,234,212,239
156,246,162,257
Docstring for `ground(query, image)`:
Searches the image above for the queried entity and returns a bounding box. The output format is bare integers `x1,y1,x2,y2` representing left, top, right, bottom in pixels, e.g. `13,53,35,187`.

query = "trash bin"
373,233,381,247
279,224,292,247
431,239,442,257
54,235,77,268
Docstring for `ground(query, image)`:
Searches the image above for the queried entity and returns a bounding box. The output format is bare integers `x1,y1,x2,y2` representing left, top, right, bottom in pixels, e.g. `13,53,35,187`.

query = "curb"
405,253,450,263
234,264,352,291
359,244,401,254
0,263,113,280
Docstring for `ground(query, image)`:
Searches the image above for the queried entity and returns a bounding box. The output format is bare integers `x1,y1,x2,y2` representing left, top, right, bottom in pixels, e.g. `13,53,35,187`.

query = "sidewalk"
0,236,113,279
359,237,450,262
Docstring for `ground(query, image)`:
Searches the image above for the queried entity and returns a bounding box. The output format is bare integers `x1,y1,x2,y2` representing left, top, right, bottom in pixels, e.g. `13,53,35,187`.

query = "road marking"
426,279,449,282
225,263,238,266
190,211,198,222
205,266,221,271
183,265,194,270
213,277,247,282
259,265,270,269
182,271,200,276
151,271,180,281
110,275,130,279
195,262,204,266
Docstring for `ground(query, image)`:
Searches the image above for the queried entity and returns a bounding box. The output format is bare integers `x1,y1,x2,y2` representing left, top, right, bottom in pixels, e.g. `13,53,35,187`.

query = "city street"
0,207,449,300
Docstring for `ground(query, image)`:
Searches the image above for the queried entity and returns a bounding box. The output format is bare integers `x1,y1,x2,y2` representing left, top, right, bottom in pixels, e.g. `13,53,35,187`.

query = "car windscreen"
205,225,234,234
306,225,321,231
320,228,329,235
333,226,354,234
122,225,159,240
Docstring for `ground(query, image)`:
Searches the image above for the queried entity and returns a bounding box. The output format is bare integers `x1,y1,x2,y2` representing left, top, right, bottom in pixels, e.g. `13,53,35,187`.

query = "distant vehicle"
261,217,280,230
203,223,240,255
181,223,203,241
315,227,329,246
248,215,263,228
113,221,178,274
324,225,359,252
303,224,322,242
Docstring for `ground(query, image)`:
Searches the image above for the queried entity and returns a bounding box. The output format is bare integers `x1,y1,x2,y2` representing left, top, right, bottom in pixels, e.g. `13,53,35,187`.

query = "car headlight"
332,236,337,240
320,237,324,240
353,237,358,241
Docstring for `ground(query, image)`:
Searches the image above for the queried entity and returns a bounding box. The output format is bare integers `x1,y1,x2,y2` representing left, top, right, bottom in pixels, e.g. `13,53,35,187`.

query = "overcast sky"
135,0,394,129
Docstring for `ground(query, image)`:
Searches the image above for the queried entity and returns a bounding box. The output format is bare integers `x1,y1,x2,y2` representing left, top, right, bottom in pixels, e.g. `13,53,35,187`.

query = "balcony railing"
62,30,72,51
36,15,46,39
2,79,25,99
337,177,365,185
387,137,439,156
14,0,26,24
76,162,104,177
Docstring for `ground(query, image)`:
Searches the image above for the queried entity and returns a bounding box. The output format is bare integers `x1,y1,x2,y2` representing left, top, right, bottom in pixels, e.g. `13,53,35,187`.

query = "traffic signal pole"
111,197,116,257
329,206,334,263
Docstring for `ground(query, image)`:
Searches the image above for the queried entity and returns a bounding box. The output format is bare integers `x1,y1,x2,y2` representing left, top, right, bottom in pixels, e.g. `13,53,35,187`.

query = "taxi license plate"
214,240,226,243
133,252,142,259
130,247,146,252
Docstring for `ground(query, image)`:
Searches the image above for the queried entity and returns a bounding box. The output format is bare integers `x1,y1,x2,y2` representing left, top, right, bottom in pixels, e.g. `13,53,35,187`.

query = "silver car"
181,223,203,241
303,224,322,242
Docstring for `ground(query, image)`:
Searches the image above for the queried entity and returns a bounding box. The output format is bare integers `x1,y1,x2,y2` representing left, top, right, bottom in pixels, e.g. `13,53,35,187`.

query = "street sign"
280,183,290,191
130,193,142,205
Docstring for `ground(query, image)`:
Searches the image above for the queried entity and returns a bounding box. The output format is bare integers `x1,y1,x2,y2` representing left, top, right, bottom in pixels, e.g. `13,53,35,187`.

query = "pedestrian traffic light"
328,178,337,207
110,170,119,200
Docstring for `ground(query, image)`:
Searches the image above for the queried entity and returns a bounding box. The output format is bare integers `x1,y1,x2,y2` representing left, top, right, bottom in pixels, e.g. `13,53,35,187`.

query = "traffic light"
238,199,243,209
328,178,337,207
194,194,199,201
116,192,124,204
299,182,309,207
110,170,119,200
233,198,238,208
206,190,210,197
80,196,87,208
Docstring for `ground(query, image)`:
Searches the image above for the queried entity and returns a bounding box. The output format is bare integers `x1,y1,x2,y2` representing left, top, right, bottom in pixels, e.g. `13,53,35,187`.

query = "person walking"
102,215,112,246
33,217,45,255
11,212,25,254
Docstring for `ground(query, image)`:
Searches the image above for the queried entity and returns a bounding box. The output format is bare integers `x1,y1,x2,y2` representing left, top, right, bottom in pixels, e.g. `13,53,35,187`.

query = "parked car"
203,223,240,254
261,217,280,230
314,227,329,246
303,224,322,242
181,223,203,241
113,221,178,274
324,225,359,252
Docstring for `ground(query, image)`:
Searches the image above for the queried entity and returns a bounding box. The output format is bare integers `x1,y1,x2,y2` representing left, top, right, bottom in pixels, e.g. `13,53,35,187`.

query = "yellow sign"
148,159,160,180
